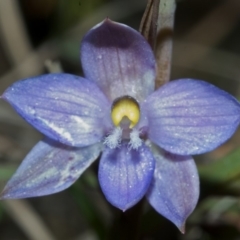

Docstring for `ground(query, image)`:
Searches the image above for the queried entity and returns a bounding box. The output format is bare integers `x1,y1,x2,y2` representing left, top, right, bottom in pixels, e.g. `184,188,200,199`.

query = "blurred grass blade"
199,148,240,183
0,165,16,180
2,200,56,240
70,182,107,240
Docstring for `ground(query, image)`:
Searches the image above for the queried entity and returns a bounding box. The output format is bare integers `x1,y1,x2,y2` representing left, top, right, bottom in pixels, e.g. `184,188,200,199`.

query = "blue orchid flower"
1,19,240,231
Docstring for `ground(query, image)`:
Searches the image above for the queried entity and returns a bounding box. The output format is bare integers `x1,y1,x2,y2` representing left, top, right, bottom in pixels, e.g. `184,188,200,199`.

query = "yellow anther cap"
111,96,140,128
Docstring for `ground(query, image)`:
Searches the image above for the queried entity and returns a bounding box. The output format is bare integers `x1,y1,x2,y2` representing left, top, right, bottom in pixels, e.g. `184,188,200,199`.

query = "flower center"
111,96,140,128
104,96,142,150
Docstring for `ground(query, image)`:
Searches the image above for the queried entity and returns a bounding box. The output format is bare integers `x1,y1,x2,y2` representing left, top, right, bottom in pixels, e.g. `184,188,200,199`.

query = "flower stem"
107,199,144,240
139,0,160,49
155,0,176,88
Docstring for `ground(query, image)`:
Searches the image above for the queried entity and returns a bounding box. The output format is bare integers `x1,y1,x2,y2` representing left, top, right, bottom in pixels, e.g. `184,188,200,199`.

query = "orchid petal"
81,19,155,102
2,73,111,147
143,79,240,155
98,142,155,211
1,139,102,199
147,145,199,232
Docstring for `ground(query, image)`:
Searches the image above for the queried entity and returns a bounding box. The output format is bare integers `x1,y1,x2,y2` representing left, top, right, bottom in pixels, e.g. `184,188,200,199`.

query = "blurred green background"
1,0,240,239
